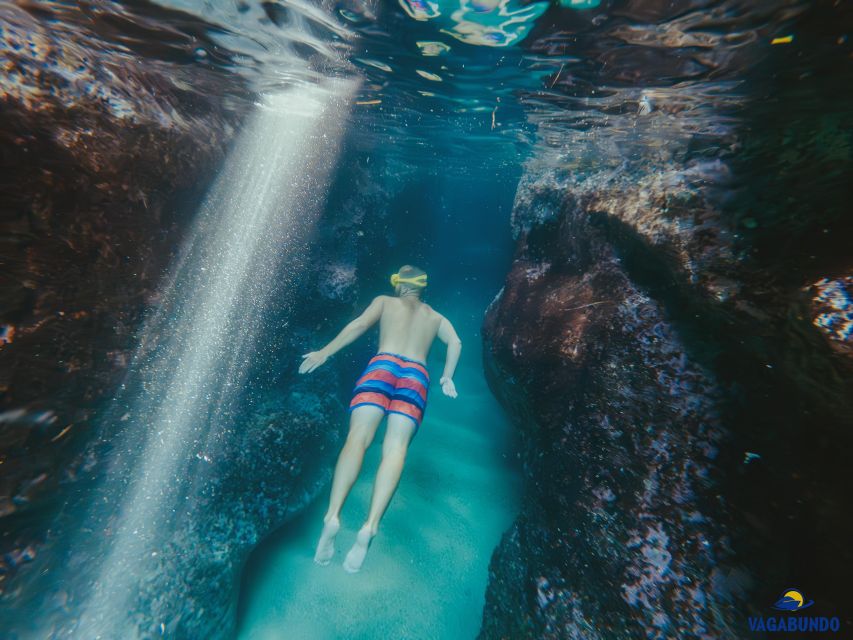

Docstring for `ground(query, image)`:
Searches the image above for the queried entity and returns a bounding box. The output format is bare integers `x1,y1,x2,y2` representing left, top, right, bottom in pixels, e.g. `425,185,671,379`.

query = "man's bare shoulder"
370,294,398,308
374,295,397,314
421,302,443,319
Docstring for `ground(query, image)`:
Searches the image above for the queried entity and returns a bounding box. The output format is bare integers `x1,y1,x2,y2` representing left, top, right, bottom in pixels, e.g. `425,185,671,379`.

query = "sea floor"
237,327,522,640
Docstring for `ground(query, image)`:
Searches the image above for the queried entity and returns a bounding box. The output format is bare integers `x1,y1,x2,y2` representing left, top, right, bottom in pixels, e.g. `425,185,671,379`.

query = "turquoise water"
236,167,523,637
238,312,522,639
3,0,850,638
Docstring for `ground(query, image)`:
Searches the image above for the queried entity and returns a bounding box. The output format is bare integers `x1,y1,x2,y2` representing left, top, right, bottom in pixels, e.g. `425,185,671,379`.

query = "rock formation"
0,0,248,591
479,87,853,640
0,3,398,636
479,1,852,635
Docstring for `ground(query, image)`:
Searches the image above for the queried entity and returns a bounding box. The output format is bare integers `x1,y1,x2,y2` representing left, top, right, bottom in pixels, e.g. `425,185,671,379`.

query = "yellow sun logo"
772,589,814,612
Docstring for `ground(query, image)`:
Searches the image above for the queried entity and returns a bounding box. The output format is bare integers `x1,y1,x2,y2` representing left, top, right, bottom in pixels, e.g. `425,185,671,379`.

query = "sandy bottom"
237,337,522,640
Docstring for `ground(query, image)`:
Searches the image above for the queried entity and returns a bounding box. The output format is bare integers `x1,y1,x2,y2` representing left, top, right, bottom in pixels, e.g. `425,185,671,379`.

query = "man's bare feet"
313,516,340,566
342,525,376,573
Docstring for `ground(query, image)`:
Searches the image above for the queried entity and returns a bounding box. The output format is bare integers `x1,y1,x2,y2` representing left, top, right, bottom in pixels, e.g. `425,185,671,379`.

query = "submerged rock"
480,142,853,639
480,2,853,634
481,196,733,638
0,8,402,626
114,380,346,639
0,0,250,593
0,3,387,636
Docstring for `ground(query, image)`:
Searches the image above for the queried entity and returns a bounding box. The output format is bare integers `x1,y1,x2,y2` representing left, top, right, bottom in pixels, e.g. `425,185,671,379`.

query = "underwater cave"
1,0,851,638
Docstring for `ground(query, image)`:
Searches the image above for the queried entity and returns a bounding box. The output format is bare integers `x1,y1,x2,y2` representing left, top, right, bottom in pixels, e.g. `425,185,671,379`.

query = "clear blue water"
234,168,525,638
237,312,522,639
2,0,850,638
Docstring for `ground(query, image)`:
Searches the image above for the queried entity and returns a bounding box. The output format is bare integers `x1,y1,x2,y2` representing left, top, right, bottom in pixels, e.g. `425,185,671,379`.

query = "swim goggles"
390,272,428,288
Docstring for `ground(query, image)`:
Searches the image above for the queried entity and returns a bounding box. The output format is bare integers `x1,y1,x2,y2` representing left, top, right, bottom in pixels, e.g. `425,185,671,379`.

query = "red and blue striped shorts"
349,352,430,432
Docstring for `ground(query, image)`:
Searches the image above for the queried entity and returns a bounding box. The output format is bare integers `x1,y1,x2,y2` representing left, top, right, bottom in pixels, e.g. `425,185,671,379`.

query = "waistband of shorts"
374,351,428,367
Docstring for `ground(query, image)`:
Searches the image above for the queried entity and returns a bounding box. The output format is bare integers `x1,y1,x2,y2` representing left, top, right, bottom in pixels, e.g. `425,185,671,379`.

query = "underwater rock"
5,363,350,638
807,275,853,358
0,20,402,625
0,0,248,595
120,379,347,639
510,156,740,305
481,201,734,638
481,129,853,636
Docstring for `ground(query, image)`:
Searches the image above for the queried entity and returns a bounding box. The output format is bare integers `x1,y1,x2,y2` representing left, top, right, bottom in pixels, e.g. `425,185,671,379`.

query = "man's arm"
299,296,385,374
437,315,462,398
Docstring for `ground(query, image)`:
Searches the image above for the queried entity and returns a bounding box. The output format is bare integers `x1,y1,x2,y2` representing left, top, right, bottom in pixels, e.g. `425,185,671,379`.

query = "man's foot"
313,516,340,566
342,525,376,573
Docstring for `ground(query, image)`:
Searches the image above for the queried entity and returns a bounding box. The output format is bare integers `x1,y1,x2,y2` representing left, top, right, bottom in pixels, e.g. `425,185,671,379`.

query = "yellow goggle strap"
390,273,428,288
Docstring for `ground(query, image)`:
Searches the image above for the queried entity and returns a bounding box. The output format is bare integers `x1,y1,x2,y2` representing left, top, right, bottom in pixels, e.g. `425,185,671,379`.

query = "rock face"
0,4,400,636
481,180,733,638
0,0,249,589
480,141,853,637
479,2,853,635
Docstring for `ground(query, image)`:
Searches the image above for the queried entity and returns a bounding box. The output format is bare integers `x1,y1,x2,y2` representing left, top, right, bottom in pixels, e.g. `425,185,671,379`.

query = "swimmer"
299,264,462,573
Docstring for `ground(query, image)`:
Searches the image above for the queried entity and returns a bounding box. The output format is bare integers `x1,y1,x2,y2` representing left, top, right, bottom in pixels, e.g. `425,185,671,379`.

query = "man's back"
298,266,461,401
305,268,462,573
376,295,442,363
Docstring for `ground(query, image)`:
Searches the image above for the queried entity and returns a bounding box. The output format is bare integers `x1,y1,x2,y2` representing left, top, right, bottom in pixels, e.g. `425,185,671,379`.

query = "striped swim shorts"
349,352,430,432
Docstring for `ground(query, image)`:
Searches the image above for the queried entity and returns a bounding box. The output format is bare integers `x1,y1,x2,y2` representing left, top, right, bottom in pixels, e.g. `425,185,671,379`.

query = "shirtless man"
299,264,462,573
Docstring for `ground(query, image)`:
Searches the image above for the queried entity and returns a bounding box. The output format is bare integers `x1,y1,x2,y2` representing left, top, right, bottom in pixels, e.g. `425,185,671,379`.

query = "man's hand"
439,376,457,398
299,350,329,374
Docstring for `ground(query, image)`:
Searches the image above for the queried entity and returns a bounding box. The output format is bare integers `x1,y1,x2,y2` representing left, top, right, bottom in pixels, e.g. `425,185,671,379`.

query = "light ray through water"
35,79,358,639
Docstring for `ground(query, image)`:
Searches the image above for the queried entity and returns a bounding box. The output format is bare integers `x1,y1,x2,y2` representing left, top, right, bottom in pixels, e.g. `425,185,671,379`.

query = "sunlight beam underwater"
42,79,357,639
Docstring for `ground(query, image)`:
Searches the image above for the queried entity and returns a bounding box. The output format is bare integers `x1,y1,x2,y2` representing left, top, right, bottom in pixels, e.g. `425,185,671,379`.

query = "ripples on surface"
7,0,845,171
336,0,832,169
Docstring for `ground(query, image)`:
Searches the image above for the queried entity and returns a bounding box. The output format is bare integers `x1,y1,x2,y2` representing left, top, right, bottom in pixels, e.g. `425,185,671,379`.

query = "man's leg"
342,413,415,573
314,404,384,565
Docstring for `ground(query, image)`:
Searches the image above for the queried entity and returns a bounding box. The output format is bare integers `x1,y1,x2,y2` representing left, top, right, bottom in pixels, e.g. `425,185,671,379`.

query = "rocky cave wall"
0,3,405,635
478,40,853,640
0,0,250,590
